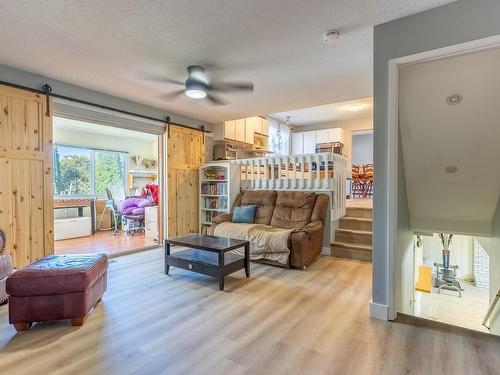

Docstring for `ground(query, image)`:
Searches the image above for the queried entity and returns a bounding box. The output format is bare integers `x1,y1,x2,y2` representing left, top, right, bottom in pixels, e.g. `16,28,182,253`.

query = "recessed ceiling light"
350,104,363,112
446,94,463,105
444,166,458,174
323,30,341,43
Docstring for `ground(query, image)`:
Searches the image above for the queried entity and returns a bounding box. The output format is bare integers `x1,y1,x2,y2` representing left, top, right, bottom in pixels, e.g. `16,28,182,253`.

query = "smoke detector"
323,30,341,43
446,94,463,105
444,166,458,174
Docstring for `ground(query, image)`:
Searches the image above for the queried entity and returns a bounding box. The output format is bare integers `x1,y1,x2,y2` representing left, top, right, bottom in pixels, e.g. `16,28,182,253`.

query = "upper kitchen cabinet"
250,117,269,136
315,128,344,144
234,118,246,143
291,132,303,154
214,120,236,141
244,118,254,144
303,131,316,154
214,116,269,145
291,127,346,155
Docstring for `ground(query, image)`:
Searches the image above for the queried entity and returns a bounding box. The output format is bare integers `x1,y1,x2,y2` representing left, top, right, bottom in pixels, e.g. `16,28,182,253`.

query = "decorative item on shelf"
131,155,142,167
204,167,226,180
142,158,157,170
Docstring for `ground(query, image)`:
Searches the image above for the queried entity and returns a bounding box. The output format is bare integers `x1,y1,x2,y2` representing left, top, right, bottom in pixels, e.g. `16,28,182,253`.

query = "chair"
351,164,365,198
122,214,145,236
98,186,125,236
0,229,14,305
363,164,374,198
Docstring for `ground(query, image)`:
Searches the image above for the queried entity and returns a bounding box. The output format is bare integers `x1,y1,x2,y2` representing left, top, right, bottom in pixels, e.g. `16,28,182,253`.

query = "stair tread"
332,241,372,251
341,216,372,221
336,228,372,235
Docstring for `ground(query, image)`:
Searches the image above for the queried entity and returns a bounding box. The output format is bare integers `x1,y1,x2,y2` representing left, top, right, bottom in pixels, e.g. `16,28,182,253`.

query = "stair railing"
235,152,348,220
482,288,500,330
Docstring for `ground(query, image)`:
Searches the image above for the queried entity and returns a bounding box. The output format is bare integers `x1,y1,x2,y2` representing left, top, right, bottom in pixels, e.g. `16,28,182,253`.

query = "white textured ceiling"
0,0,453,123
399,47,500,235
271,97,372,126
53,117,157,141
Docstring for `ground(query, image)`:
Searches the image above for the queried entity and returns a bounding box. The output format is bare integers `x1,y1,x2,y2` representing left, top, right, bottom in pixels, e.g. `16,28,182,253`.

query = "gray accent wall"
352,133,373,165
0,63,208,129
373,0,500,315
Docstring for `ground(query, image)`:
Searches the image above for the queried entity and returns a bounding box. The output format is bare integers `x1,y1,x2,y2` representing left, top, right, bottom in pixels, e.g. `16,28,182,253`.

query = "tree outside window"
94,151,125,195
53,145,126,197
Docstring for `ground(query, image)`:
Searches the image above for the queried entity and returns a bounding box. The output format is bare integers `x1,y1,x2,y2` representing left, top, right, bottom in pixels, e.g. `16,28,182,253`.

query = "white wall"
421,234,473,280
373,0,500,319
352,133,373,165
479,199,500,334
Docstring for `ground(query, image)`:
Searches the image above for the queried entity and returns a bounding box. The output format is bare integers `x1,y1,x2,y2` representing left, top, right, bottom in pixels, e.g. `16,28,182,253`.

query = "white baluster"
251,159,255,189
316,154,321,190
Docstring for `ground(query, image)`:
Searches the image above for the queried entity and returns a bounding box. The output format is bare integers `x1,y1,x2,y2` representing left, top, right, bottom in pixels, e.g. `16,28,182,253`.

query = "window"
269,121,291,155
53,145,126,197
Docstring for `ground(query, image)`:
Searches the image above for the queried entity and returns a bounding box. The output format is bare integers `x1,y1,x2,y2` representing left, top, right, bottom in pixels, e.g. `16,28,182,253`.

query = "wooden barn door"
0,84,53,268
167,125,205,237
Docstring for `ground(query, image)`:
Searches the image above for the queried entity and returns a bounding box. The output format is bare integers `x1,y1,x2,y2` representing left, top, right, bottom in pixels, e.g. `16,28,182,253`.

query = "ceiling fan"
141,65,254,105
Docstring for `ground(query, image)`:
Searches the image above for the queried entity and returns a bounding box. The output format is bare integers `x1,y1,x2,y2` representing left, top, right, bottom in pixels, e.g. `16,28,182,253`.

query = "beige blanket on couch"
214,222,294,265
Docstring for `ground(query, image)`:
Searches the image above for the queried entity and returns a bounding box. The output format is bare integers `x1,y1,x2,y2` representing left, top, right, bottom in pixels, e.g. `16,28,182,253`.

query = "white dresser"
144,206,159,239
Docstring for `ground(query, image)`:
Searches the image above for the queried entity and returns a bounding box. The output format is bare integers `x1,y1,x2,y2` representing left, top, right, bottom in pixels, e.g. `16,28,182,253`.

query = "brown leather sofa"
209,190,329,268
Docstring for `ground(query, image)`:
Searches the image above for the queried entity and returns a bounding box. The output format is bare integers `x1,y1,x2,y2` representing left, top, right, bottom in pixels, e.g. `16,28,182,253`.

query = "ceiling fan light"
185,80,207,99
186,88,206,99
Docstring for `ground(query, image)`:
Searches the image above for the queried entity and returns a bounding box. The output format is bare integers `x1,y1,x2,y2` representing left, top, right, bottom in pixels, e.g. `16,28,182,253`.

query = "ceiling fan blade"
158,90,185,100
206,93,227,106
208,82,254,93
138,72,184,86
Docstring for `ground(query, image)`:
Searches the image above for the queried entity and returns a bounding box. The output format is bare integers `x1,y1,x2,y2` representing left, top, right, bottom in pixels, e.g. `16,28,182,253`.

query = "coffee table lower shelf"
165,248,247,290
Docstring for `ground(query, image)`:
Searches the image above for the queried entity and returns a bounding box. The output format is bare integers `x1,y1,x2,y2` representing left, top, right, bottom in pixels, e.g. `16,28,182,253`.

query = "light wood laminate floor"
55,231,158,256
0,248,499,375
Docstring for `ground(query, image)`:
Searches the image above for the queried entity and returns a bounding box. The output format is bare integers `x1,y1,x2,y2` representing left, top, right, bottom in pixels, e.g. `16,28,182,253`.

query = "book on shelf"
199,162,240,233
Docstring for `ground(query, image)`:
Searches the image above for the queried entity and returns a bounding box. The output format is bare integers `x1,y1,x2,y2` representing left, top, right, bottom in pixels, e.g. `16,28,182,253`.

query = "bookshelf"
199,162,240,234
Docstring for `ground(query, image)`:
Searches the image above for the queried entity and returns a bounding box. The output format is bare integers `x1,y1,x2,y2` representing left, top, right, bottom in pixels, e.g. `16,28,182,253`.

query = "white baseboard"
370,300,388,320
321,246,331,255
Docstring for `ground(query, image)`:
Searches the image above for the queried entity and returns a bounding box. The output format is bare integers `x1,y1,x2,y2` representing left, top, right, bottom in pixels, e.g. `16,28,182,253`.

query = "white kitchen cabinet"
291,133,303,154
315,129,329,144
213,120,236,141
261,118,269,136
303,131,316,154
235,118,246,143
244,118,254,144
328,128,344,143
291,127,346,155
225,120,236,140
245,117,262,145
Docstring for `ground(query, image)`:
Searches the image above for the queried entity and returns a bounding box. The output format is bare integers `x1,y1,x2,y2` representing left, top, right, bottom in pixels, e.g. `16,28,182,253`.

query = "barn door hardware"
42,84,52,117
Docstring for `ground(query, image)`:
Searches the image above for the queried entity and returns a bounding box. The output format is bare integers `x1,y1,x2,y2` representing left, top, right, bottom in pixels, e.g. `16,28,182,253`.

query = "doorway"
349,129,373,205
390,38,500,334
52,117,163,256
413,233,490,333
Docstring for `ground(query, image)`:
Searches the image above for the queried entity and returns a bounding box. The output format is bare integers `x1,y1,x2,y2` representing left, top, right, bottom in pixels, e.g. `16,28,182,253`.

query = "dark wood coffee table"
164,234,250,290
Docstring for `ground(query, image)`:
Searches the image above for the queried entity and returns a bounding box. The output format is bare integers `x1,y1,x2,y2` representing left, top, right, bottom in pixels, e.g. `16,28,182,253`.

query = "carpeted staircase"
332,206,372,262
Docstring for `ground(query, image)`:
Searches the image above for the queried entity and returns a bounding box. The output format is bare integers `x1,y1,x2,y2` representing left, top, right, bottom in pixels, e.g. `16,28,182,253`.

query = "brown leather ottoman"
6,253,108,332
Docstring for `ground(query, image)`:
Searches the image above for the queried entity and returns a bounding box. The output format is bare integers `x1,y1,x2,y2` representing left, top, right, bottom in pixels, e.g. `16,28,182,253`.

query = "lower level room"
52,117,161,256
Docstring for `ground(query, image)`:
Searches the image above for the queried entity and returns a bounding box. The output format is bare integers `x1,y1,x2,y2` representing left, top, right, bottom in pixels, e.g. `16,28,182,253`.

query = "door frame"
386,34,500,319
51,113,167,249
